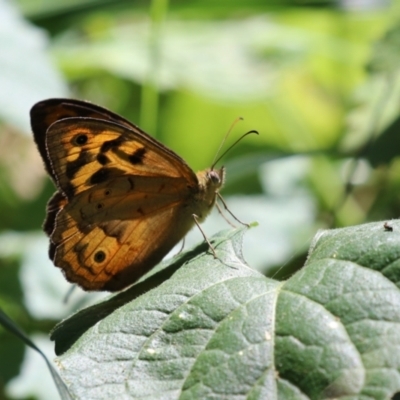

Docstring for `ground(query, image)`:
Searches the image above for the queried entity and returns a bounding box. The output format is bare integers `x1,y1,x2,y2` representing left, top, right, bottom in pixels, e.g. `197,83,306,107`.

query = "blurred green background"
1,0,400,398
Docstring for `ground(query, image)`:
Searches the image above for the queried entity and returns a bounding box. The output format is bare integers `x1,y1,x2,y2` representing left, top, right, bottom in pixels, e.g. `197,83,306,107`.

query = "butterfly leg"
216,202,236,228
176,237,186,255
192,214,217,258
217,193,249,227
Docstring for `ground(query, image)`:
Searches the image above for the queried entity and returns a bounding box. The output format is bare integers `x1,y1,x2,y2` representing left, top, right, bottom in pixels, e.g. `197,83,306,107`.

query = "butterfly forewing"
45,118,197,198
31,98,136,182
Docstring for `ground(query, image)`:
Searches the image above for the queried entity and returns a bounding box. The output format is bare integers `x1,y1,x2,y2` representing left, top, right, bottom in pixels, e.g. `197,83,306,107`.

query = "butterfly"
31,98,229,291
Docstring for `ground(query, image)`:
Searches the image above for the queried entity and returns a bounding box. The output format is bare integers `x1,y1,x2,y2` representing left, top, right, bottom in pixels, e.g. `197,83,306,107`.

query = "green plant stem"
140,0,169,136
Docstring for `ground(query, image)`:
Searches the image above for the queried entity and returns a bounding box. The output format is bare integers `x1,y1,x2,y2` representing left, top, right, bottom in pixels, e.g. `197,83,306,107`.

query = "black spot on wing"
89,168,110,185
63,183,75,199
129,147,146,164
101,137,124,153
66,150,90,180
88,167,125,186
97,153,110,165
49,242,56,260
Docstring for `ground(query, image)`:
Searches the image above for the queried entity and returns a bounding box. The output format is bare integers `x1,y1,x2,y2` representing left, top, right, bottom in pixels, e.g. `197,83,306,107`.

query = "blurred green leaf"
0,332,24,388
0,248,26,389
367,21,400,74
364,114,400,167
0,0,67,133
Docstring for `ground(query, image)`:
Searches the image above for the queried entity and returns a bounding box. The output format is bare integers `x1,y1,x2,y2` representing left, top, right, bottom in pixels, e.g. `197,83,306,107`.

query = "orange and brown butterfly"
30,98,233,291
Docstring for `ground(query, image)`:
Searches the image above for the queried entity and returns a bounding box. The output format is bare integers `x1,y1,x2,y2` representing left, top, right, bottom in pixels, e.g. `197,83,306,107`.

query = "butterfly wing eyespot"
94,251,106,263
73,134,88,146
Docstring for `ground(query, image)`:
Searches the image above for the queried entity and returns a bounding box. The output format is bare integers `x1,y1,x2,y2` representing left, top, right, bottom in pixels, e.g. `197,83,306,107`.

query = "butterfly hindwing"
52,201,194,290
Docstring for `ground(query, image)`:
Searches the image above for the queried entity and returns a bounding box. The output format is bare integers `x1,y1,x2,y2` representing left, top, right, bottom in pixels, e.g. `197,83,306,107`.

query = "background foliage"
1,0,400,398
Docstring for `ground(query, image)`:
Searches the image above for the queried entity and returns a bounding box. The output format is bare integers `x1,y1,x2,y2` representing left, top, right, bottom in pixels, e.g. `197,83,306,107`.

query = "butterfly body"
31,99,225,291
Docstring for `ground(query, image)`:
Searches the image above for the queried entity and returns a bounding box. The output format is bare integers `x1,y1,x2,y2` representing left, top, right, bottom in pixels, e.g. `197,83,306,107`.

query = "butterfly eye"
94,251,106,263
209,170,221,185
74,134,88,146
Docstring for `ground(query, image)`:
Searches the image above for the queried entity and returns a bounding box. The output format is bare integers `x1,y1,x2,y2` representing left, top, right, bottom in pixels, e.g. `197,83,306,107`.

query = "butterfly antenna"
211,129,259,170
211,117,243,168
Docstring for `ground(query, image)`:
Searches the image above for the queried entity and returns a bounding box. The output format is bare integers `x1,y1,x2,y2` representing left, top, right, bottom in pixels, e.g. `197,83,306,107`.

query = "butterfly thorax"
192,167,225,222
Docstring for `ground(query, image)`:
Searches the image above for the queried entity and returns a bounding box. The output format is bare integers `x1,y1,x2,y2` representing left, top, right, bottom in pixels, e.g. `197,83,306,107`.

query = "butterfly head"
195,167,225,221
196,166,225,191
206,166,225,191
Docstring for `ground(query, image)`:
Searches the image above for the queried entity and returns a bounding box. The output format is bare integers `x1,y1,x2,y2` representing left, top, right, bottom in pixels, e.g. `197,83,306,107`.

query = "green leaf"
0,309,72,400
367,22,400,74
52,223,400,399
